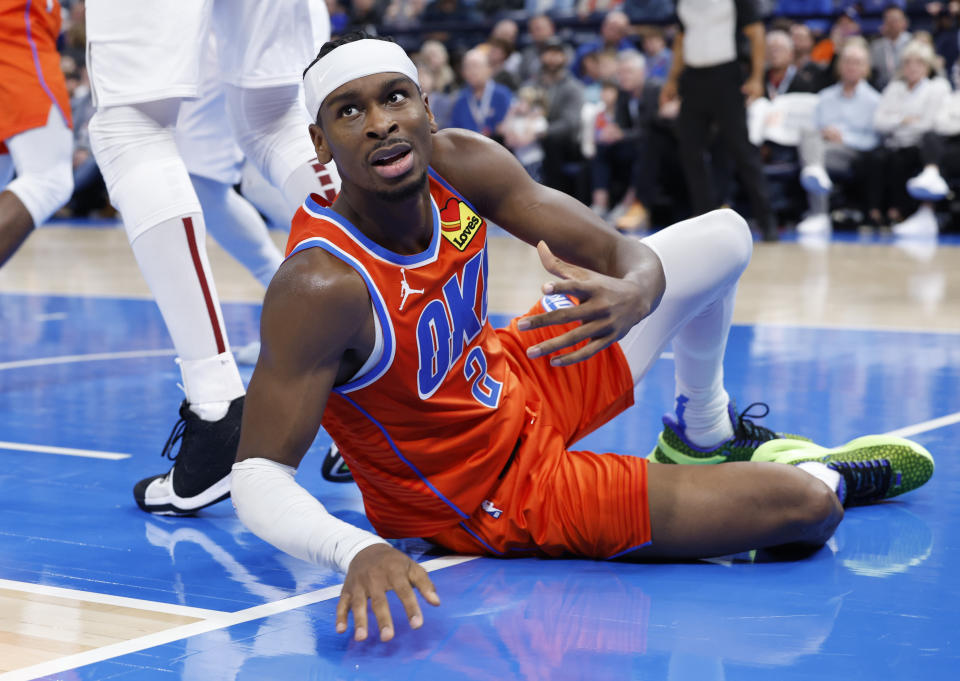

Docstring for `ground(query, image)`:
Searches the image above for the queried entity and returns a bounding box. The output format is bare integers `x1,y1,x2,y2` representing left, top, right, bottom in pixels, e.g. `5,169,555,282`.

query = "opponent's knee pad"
88,101,201,242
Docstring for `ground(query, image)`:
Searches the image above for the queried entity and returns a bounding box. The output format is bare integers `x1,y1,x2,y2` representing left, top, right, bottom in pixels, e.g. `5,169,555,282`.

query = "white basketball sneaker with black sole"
133,396,244,515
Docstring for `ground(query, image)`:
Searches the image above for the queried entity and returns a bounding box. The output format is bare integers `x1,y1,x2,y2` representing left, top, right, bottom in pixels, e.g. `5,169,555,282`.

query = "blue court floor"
1,285,958,679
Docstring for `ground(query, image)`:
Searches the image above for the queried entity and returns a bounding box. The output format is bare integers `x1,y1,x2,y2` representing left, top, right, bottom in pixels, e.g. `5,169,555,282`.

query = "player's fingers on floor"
335,592,352,634
390,577,424,628
409,564,441,605
368,592,396,641
350,593,371,641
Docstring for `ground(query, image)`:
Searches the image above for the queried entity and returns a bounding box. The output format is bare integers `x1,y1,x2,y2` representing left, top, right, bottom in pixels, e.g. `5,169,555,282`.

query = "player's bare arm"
235,250,439,643
430,128,666,364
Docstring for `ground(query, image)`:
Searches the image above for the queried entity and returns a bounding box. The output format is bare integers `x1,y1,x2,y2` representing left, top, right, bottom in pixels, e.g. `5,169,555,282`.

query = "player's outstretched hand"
337,543,441,642
518,241,662,366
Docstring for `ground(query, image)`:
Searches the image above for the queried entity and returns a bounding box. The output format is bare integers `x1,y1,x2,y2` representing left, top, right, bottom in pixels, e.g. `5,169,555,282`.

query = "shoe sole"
906,186,947,201
800,175,832,196
648,434,736,465
133,474,232,516
752,435,934,499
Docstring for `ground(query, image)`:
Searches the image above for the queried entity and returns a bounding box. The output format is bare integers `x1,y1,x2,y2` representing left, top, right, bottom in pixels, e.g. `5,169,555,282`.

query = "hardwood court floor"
0,222,957,680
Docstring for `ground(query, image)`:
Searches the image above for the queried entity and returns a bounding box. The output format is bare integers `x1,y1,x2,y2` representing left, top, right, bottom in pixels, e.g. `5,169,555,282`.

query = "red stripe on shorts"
182,217,226,354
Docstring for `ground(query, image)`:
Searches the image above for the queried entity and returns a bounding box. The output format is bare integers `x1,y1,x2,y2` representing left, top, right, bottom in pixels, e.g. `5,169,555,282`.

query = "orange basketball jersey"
285,169,530,538
0,0,72,141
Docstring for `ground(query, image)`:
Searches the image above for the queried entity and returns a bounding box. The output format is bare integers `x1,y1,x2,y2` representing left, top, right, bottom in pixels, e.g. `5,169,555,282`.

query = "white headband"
304,39,420,122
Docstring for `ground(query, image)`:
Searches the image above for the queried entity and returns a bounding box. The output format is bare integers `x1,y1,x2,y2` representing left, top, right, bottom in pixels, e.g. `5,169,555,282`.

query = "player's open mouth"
370,144,413,179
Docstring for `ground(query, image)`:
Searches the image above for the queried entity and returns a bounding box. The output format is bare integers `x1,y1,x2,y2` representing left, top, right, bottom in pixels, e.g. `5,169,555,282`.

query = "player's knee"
7,160,73,226
790,475,844,545
709,208,753,272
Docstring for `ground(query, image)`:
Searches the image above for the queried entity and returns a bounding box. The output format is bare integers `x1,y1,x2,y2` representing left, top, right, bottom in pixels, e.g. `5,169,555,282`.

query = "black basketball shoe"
321,443,354,483
133,396,244,515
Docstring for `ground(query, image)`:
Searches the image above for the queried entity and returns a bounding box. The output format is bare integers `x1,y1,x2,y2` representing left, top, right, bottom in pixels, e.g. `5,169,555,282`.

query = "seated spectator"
490,19,523,80
870,4,912,92
810,8,861,74
421,0,480,49
590,50,668,231
638,25,671,83
450,47,514,140
874,40,951,228
500,86,549,181
487,38,522,91
417,64,454,129
765,30,823,100
581,49,619,103
416,39,457,94
518,14,560,83
326,0,350,35
795,39,882,235
526,37,586,198
791,22,816,68
899,66,960,235
572,10,635,81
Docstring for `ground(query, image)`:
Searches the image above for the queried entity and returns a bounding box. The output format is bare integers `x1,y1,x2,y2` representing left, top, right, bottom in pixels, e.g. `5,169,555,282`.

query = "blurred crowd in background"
52,1,960,237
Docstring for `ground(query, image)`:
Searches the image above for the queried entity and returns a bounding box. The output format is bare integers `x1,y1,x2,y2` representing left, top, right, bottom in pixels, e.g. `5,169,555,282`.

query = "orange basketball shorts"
429,295,652,560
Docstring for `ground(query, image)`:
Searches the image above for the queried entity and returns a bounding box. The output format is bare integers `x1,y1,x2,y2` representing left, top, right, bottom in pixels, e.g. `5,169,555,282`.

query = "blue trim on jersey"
459,522,504,556
336,391,471,521
286,238,394,393
606,540,652,560
427,167,483,218
303,195,440,267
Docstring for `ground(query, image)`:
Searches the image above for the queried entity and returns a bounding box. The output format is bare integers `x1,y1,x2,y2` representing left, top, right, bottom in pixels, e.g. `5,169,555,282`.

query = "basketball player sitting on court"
231,34,935,644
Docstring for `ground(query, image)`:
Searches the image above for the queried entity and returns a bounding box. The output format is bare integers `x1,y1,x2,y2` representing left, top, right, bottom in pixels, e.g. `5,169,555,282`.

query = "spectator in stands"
417,64,454,129
870,4,912,91
765,29,823,99
487,38,522,91
417,39,457,93
450,47,513,140
527,37,585,197
811,8,861,68
639,25,672,83
518,14,558,83
573,10,635,81
662,0,778,240
795,38,882,235
874,39,951,229
490,19,524,80
581,49,619,102
897,64,960,235
791,22,816,68
500,85,549,180
326,0,350,35
383,0,429,29
590,50,668,232
928,1,960,76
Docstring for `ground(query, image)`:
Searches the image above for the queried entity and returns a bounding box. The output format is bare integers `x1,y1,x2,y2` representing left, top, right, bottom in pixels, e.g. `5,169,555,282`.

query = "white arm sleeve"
231,457,389,573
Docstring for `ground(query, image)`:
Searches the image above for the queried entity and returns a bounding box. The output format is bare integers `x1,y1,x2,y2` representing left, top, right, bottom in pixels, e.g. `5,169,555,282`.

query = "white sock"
796,461,843,501
178,353,244,421
675,385,733,448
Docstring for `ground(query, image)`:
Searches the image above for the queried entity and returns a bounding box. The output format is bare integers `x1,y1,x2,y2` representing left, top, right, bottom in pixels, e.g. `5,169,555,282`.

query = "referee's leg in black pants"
677,61,777,241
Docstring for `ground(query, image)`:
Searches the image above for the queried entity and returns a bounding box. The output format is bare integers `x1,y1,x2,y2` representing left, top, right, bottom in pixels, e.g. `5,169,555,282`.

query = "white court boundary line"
0,441,130,460
0,578,227,620
0,349,176,372
0,555,478,681
884,410,960,438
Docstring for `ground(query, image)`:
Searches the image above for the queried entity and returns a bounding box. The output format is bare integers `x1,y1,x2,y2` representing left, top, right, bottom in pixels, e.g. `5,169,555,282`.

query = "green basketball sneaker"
752,435,934,506
649,400,807,465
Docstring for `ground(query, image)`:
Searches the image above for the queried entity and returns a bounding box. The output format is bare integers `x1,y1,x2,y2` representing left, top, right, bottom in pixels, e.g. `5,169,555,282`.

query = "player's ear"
422,93,439,134
309,123,333,164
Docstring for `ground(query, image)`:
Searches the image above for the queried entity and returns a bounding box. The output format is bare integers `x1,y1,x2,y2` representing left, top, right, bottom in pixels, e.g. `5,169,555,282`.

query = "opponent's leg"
89,100,245,515
191,174,283,289
224,83,340,216
1,107,74,265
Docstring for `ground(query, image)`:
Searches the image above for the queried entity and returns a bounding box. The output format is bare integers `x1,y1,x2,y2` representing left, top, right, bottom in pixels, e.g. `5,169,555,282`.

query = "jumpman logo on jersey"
398,268,424,311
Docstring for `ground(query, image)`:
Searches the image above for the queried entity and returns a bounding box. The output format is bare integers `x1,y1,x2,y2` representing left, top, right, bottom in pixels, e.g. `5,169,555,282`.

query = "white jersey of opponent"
86,0,317,108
